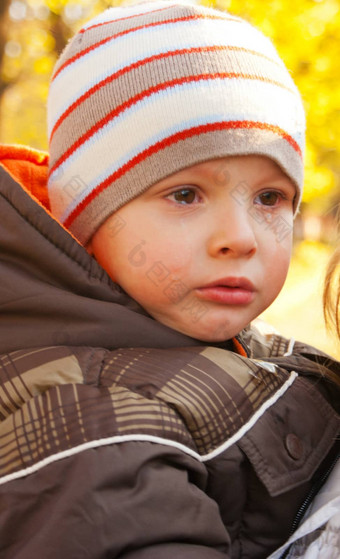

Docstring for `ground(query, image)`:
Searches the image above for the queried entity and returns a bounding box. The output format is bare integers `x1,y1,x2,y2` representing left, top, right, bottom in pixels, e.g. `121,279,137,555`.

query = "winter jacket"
0,145,339,559
268,459,340,559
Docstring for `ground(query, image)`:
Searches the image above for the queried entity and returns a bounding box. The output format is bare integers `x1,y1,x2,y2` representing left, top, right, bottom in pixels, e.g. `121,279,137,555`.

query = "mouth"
195,277,255,305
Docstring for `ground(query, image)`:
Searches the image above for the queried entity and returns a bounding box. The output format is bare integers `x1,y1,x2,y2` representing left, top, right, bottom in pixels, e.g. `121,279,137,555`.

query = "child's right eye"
167,188,198,205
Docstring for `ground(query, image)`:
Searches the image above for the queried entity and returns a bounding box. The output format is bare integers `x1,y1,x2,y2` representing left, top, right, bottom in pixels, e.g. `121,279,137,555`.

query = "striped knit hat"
48,0,305,245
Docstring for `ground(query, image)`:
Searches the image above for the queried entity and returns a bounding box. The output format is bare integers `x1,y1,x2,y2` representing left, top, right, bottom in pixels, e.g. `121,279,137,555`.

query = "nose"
207,200,257,258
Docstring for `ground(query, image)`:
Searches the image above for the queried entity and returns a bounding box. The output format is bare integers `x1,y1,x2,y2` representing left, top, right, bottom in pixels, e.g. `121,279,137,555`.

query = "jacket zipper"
279,449,339,559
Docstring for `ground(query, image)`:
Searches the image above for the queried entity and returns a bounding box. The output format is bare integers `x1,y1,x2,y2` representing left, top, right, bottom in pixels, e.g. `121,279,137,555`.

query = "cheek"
134,220,197,277
109,233,195,304
265,235,292,292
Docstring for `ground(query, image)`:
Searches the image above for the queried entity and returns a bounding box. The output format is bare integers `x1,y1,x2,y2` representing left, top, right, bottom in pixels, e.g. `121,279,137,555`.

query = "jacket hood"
0,145,212,354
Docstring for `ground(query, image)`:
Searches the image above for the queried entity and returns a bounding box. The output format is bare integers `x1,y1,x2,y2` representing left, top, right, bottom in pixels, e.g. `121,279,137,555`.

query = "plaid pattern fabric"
47,0,305,244
0,344,294,482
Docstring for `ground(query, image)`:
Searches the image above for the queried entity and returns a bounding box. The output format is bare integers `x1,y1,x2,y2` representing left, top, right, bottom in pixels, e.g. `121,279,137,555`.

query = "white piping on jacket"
284,337,295,356
0,370,298,486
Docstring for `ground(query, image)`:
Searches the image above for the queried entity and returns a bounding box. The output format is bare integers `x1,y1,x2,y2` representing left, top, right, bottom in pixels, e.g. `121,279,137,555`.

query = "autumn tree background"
0,0,339,356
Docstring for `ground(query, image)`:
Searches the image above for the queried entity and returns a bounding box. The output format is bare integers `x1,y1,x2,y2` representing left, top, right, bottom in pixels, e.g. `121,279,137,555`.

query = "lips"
195,277,255,305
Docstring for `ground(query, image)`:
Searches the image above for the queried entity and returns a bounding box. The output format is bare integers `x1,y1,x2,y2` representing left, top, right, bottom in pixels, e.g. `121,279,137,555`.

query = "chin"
181,324,242,343
195,332,237,343
152,311,245,343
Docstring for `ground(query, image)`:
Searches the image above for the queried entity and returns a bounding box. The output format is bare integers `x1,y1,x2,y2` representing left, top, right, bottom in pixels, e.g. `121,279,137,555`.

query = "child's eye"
167,188,198,205
255,191,282,207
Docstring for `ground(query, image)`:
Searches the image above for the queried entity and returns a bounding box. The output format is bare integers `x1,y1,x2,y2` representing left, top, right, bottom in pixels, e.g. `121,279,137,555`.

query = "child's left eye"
255,191,282,207
167,189,197,204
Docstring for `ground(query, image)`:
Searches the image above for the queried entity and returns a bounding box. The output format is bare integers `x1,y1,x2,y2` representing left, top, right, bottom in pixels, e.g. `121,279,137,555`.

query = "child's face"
90,155,296,342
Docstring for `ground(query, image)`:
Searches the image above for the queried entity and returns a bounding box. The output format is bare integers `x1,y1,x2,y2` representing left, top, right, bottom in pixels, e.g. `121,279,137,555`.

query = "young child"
0,2,338,558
